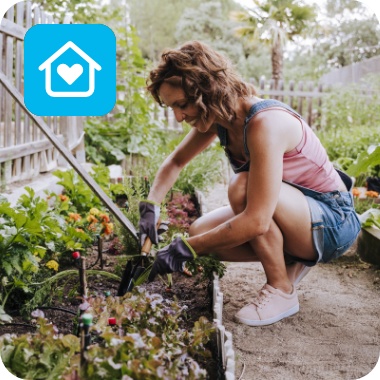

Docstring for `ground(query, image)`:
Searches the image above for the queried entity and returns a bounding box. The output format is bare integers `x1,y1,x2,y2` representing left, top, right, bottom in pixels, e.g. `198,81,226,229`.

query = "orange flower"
99,213,110,223
365,190,379,198
352,188,360,197
103,222,114,235
69,212,81,222
88,223,97,232
59,194,68,202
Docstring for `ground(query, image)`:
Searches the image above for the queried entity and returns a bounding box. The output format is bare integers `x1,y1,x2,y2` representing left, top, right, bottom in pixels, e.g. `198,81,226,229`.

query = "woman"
138,41,360,327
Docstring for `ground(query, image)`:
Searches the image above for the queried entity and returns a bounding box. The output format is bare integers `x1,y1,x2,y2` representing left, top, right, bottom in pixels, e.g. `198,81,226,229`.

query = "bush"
316,76,380,164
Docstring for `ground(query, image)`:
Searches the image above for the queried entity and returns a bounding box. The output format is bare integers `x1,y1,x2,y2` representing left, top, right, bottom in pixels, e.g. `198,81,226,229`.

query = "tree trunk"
271,38,283,90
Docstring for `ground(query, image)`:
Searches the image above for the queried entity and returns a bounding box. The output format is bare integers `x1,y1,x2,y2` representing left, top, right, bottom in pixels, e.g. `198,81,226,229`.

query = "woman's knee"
228,172,248,214
189,218,203,236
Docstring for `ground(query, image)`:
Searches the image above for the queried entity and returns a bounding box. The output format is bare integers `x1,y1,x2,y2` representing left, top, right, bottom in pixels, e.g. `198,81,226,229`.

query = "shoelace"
251,287,274,309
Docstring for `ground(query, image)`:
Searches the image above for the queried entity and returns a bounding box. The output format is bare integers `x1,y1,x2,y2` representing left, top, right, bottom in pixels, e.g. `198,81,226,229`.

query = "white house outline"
38,41,102,98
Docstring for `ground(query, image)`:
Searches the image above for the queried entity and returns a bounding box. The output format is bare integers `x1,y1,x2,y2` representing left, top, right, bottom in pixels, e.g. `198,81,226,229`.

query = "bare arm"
148,128,217,204
188,112,296,254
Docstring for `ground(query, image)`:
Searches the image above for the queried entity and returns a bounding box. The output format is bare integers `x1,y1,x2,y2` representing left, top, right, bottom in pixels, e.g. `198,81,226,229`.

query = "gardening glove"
139,200,161,246
157,220,170,242
148,236,197,282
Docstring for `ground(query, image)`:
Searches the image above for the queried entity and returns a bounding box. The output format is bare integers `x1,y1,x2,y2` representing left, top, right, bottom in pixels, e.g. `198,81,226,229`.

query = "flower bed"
0,166,226,379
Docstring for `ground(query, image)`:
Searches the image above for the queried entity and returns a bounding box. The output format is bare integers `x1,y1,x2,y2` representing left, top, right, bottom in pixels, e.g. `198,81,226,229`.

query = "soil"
203,183,380,380
0,259,218,378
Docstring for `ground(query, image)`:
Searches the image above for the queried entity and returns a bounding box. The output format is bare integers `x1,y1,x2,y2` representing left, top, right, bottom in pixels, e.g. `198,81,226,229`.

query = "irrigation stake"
97,235,104,269
79,257,88,299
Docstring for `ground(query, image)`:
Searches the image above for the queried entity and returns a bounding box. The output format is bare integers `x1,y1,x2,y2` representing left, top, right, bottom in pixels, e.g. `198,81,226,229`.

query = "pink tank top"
260,107,342,192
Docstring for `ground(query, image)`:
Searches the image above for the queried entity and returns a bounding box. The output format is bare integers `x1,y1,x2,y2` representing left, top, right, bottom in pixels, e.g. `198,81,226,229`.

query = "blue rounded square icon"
24,24,116,116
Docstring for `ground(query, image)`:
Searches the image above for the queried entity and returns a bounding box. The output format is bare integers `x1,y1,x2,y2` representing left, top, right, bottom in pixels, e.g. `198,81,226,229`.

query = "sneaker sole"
235,304,300,327
293,266,312,286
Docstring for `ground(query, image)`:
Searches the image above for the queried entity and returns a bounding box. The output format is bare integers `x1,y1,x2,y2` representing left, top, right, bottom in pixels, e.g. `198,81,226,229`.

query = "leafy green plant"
51,169,104,214
172,144,224,196
316,78,380,164
0,317,80,379
2,289,215,380
85,26,167,166
361,210,380,230
347,146,380,178
186,255,227,281
68,290,214,379
0,192,62,318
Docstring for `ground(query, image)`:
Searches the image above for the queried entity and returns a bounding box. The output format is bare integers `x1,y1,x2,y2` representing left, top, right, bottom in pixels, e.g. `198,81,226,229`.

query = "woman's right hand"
138,200,161,246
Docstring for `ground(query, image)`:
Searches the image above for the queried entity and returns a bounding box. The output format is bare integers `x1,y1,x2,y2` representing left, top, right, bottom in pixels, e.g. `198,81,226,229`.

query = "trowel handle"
141,237,153,256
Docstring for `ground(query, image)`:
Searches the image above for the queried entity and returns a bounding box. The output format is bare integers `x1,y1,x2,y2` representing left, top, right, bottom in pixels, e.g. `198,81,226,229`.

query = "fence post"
289,80,295,109
297,81,304,116
307,81,314,126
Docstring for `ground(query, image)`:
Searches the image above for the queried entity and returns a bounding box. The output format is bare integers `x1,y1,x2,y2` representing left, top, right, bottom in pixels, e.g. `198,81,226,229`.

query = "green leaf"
0,305,12,323
347,146,380,176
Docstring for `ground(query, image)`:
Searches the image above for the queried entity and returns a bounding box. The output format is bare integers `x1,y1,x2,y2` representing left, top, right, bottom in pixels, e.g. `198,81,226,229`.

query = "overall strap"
243,99,303,156
217,125,227,147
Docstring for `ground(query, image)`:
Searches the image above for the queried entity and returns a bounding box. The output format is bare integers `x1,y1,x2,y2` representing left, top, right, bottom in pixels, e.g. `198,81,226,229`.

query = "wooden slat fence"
253,76,324,128
0,1,85,190
158,76,325,131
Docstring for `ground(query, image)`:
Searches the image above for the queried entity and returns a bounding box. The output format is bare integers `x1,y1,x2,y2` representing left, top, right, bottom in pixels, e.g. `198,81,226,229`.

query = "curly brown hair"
147,41,256,123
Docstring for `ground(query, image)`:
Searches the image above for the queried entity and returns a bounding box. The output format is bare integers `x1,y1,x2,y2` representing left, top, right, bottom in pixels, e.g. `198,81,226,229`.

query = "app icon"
24,24,116,116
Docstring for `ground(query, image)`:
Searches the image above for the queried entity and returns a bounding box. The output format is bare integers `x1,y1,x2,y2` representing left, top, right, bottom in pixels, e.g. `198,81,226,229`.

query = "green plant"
361,210,380,229
186,255,227,281
0,193,63,319
316,78,380,163
68,290,214,379
347,146,380,178
85,26,168,166
0,317,80,379
2,289,215,379
51,169,104,214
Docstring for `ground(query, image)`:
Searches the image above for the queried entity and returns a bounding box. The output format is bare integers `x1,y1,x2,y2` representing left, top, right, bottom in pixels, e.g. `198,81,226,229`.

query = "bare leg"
190,172,317,294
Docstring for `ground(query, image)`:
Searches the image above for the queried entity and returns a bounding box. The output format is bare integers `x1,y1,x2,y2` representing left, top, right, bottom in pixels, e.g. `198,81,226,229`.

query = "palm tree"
231,0,316,87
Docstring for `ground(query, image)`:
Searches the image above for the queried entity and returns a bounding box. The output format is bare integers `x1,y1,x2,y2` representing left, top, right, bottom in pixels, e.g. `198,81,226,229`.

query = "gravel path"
201,182,380,380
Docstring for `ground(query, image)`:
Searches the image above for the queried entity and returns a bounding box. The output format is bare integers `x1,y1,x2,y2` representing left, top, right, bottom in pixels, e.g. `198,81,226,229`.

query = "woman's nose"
173,108,185,123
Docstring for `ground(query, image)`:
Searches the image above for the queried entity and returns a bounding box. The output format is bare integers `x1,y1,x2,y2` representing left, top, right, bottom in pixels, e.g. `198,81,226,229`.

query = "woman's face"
158,82,215,133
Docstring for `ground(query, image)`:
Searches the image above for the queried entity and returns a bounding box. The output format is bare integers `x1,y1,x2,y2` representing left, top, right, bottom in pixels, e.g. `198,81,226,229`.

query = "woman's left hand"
148,236,197,282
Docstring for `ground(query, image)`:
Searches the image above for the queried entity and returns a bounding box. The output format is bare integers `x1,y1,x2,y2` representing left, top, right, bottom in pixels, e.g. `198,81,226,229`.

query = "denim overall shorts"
217,99,361,266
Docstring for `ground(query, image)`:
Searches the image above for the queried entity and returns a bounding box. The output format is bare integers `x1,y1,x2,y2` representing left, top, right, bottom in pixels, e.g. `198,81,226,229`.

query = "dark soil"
0,248,219,379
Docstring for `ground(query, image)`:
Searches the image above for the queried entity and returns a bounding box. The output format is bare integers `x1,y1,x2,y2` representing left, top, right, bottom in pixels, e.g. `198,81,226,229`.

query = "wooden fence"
161,76,325,130
254,76,324,128
0,1,84,189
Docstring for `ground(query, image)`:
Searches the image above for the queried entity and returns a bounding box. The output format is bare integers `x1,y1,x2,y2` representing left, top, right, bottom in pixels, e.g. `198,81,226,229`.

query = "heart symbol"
57,64,83,85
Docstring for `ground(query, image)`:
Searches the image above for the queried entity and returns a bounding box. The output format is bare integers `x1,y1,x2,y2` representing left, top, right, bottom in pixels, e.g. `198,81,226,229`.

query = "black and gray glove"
148,236,197,282
139,200,161,246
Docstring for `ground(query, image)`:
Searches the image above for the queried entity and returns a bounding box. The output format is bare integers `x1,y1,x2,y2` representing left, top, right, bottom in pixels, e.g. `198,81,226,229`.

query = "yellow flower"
87,215,98,223
90,208,100,216
46,260,59,272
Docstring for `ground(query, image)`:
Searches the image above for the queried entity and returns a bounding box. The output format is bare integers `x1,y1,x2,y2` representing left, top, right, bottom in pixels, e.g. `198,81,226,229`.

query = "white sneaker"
235,284,299,326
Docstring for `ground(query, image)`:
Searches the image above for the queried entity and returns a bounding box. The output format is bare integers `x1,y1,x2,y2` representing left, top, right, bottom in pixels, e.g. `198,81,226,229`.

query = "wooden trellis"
0,1,85,189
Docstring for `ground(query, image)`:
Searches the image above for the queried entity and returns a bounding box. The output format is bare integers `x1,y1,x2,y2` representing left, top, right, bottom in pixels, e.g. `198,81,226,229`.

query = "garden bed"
0,170,226,379
0,244,222,379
